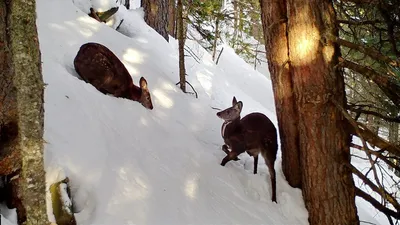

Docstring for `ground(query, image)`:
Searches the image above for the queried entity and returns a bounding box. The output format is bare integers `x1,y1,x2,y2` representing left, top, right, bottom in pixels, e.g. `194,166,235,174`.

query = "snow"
0,0,391,224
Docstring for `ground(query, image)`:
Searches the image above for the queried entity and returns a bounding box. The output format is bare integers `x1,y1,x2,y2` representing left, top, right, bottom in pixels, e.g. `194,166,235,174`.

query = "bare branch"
337,19,382,25
355,187,400,219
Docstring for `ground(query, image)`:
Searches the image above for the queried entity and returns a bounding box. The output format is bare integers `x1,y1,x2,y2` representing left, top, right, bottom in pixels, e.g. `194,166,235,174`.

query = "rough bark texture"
141,0,169,41
287,0,358,224
176,0,186,92
167,0,176,38
260,0,359,224
5,0,48,224
0,0,20,176
259,0,301,188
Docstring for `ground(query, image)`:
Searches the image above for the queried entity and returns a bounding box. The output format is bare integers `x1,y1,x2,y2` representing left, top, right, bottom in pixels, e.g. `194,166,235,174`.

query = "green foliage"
185,0,264,67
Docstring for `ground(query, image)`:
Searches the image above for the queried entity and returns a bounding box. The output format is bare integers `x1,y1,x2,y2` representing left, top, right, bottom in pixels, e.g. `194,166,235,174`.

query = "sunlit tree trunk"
259,0,301,188
260,0,359,224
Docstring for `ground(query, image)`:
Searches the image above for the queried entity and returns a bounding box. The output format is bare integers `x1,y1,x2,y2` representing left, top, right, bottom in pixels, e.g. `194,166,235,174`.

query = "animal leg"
222,145,239,161
220,151,239,166
253,155,258,174
265,158,277,203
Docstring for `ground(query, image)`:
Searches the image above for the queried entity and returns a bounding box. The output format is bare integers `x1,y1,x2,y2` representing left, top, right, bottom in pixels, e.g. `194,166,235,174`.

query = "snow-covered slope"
0,0,389,224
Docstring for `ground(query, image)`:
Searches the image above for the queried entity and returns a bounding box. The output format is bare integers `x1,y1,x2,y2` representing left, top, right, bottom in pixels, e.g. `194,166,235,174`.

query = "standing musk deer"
74,42,153,110
217,97,278,202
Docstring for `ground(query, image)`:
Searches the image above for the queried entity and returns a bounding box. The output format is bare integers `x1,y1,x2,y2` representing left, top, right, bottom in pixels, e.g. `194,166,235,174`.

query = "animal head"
216,96,243,122
136,77,153,110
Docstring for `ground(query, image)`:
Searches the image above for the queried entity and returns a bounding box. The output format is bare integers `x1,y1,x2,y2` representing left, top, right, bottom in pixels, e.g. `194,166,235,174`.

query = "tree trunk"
259,0,301,188
232,0,238,48
167,0,176,38
260,0,359,224
141,0,169,41
176,0,186,92
212,17,220,61
1,0,48,224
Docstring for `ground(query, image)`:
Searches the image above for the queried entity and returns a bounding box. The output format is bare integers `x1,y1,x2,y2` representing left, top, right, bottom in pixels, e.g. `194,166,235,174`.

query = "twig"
215,47,224,65
175,80,198,98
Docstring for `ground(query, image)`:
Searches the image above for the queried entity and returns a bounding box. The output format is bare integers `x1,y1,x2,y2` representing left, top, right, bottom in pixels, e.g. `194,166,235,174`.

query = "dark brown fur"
217,97,278,202
74,42,153,109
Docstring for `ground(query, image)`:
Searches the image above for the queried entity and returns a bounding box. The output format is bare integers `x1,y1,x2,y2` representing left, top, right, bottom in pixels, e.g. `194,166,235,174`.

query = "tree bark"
287,1,358,223
176,0,186,92
0,0,20,177
3,0,48,224
167,0,176,38
260,0,359,224
212,17,220,61
141,0,169,41
259,0,301,188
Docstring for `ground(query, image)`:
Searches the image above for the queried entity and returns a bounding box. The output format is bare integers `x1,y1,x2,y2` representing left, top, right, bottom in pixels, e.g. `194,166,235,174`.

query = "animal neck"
221,117,241,138
128,83,142,101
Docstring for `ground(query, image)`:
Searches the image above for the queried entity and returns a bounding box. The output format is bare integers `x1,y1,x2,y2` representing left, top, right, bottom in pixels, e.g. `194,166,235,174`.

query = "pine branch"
338,57,400,106
353,123,400,157
347,106,400,123
336,38,400,67
337,19,382,25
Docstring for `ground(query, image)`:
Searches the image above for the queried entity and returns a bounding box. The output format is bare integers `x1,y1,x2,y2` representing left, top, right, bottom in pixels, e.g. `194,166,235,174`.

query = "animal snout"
216,112,221,117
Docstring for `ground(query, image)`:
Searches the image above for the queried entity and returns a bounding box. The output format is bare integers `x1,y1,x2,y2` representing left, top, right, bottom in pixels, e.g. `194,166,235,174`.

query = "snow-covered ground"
0,0,392,224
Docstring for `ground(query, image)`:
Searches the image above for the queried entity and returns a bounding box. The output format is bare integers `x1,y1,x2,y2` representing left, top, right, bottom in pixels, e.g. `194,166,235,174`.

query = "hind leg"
268,162,276,202
261,150,277,202
264,157,276,203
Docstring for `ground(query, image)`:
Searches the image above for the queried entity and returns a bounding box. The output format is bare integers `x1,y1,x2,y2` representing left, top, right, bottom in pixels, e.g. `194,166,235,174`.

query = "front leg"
253,155,258,174
222,145,240,161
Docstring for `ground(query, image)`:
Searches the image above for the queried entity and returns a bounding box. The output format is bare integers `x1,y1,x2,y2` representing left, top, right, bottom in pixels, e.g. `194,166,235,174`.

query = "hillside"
0,0,389,224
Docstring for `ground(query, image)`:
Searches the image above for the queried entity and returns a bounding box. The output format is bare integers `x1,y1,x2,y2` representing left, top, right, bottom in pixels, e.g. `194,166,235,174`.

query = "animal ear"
139,77,148,89
235,101,243,112
232,96,237,106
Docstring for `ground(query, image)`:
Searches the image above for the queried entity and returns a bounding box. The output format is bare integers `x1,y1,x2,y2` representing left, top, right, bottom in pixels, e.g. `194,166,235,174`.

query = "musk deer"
217,96,278,202
74,42,153,109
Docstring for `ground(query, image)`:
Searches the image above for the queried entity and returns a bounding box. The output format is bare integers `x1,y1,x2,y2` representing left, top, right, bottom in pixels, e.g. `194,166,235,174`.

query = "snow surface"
0,0,391,224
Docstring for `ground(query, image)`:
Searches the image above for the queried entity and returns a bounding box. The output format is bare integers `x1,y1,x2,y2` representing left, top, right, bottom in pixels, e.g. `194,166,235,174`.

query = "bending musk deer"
217,97,278,202
74,42,153,109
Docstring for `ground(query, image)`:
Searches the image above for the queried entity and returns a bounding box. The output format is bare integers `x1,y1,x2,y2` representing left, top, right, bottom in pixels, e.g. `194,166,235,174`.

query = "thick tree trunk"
141,0,169,41
176,0,186,92
1,0,48,224
167,0,176,38
0,0,20,176
287,0,358,224
260,0,359,224
259,0,301,188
